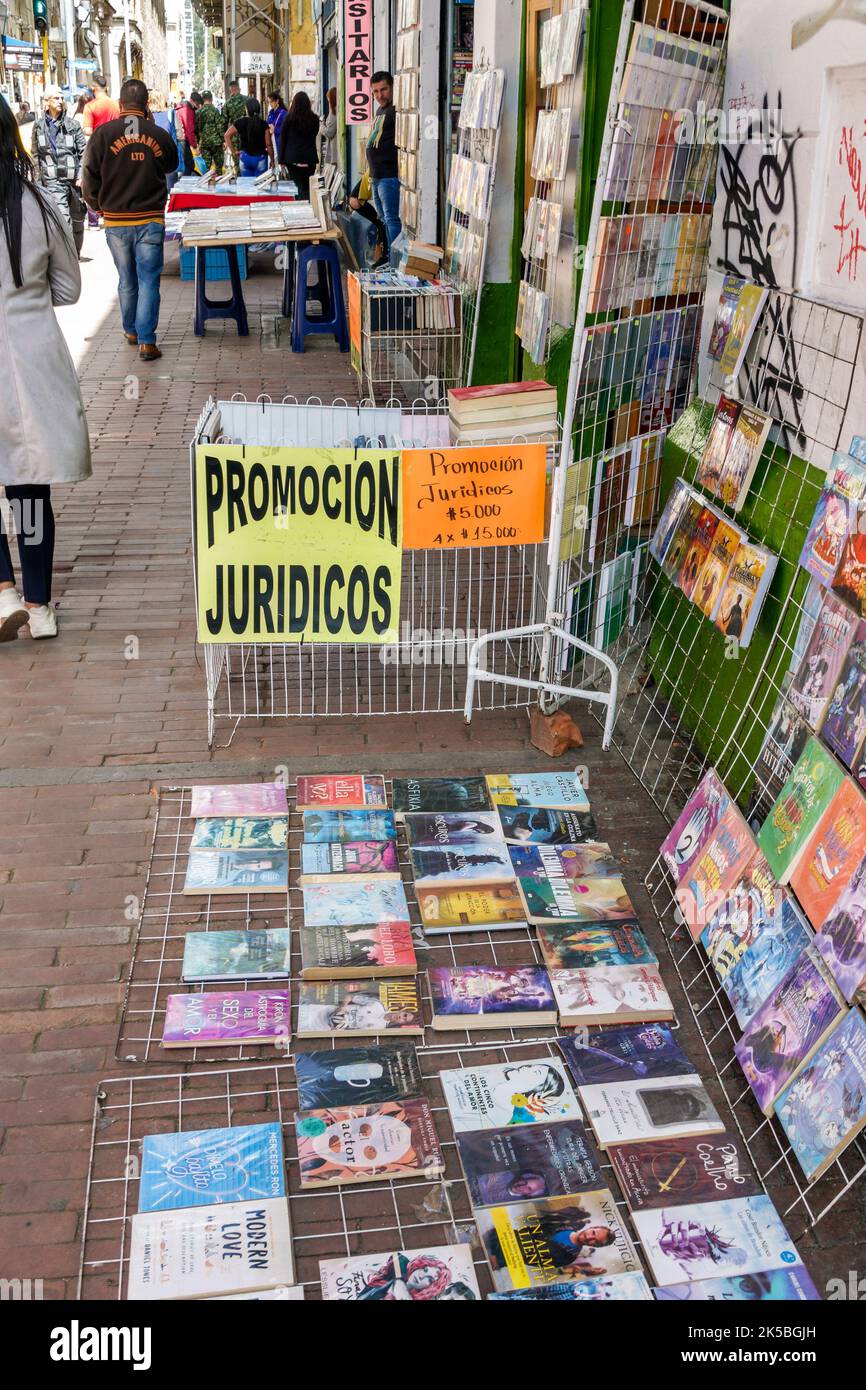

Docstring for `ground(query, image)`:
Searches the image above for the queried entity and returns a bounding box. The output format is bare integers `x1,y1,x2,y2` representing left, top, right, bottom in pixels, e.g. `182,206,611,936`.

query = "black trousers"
0,485,55,604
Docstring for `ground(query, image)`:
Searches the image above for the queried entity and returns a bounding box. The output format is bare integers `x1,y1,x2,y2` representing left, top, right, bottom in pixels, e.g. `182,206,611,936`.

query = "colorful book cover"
162,990,290,1049
676,803,756,939
714,541,777,649
293,1044,422,1110
416,881,527,932
660,768,734,884
181,928,290,982
127,1198,294,1300
734,945,845,1114
558,1023,695,1086
485,772,590,811
800,452,866,585
299,920,417,978
301,809,397,843
509,841,620,881
296,979,423,1037
782,576,825,697
817,847,866,999
403,810,505,846
300,878,410,928
633,1194,800,1287
518,871,639,926
695,394,740,497
138,1122,285,1212
489,1272,653,1301
295,775,387,810
408,842,516,886
788,777,866,927
496,805,599,844
788,591,858,727
654,1269,820,1301
719,404,772,511
580,1075,724,1148
719,283,769,377
476,1188,642,1291
295,1097,443,1188
819,619,866,768
707,274,745,360
833,531,866,620
721,896,813,1029
391,776,492,814
190,816,288,852
700,848,795,981
747,697,811,830
440,1058,581,1132
457,1120,603,1207
319,1245,481,1301
550,964,674,1026
661,495,703,584
429,965,556,1022
610,1132,760,1212
189,783,289,819
694,520,743,621
183,850,289,895
757,737,845,883
649,477,693,565
537,921,655,971
299,840,399,877
678,507,719,601
774,1008,866,1181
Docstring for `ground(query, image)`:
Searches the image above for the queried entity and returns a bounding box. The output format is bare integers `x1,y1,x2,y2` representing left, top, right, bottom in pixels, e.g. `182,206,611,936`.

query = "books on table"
456,1120,603,1207
181,929,290,982
476,1188,641,1291
190,782,289,818
440,1057,581,1132
579,1075,724,1149
633,1195,800,1287
183,850,289,895
162,990,290,1049
299,919,417,979
549,964,675,1026
774,1007,866,1181
295,1097,443,1188
557,1023,695,1086
293,1043,422,1110
127,1197,294,1299
295,979,423,1037
138,1122,285,1212
609,1131,761,1212
429,965,557,1030
319,1244,481,1300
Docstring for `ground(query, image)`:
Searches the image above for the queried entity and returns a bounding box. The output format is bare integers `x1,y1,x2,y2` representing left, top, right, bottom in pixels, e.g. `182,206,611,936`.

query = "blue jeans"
372,176,401,252
240,152,268,177
105,222,165,346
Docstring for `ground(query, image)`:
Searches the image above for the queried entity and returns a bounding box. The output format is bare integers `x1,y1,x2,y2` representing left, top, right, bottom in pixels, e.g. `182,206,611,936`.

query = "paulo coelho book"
536,921,656,971
485,772,590,811
557,1023,695,1085
295,979,423,1038
183,850,289,895
660,768,735,884
181,929,290,983
189,782,289,819
295,774,387,810
713,540,777,649
138,1122,285,1212
299,840,399,879
476,1187,641,1291
609,1131,760,1212
488,1272,653,1300
456,1120,603,1207
295,1097,443,1188
190,816,288,852
632,1194,801,1287
293,1043,422,1110
301,809,397,843
579,1074,724,1148
788,776,866,928
299,920,417,979
415,881,527,934
429,965,557,1029
757,736,845,884
549,964,675,1027
774,1007,866,1181
319,1244,481,1301
440,1057,581,1132
126,1197,294,1299
161,990,290,1049
391,775,492,814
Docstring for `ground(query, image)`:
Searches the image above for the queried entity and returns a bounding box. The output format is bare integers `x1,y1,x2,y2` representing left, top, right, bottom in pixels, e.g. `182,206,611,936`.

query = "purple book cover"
162,990,291,1048
660,770,731,883
817,849,866,1000
190,782,289,818
429,965,556,1016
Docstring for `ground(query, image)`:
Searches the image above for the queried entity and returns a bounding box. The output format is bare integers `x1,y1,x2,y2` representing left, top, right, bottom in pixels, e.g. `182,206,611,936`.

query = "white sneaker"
0,588,28,642
25,603,58,639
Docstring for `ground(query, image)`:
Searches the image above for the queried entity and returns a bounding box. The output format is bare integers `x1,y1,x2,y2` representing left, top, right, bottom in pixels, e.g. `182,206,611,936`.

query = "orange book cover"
789,777,866,929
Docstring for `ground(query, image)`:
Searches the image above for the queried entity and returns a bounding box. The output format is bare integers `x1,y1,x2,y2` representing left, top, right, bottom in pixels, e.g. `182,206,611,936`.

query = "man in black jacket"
31,86,87,257
81,78,179,361
367,71,401,256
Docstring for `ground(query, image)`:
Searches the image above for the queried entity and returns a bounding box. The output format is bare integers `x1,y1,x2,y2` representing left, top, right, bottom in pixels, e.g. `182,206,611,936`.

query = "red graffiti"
834,126,866,281
835,193,866,280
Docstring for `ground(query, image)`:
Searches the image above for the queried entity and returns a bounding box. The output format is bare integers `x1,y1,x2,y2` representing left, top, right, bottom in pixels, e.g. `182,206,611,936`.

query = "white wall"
472,0,520,284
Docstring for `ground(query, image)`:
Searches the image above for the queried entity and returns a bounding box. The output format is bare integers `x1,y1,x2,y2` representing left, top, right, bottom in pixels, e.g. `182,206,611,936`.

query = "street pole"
222,0,228,82
122,0,132,77
230,0,236,82
62,0,76,94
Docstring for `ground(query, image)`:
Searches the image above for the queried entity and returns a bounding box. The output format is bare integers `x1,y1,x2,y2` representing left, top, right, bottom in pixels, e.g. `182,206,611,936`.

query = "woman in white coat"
0,94,91,641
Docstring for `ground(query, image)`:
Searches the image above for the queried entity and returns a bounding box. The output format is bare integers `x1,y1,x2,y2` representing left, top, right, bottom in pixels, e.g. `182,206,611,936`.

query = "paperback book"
181,929,290,983
496,805,599,844
694,519,744,621
774,1007,866,1181
190,817,288,852
707,274,745,360
295,1097,443,1188
476,1188,641,1291
509,841,621,881
818,619,866,769
189,783,289,819
549,964,675,1027
299,841,399,878
416,881,527,933
654,1269,820,1301
300,878,410,929
832,531,866,618
485,772,590,810
489,1273,653,1301
558,1023,695,1086
391,776,492,814
720,895,813,1029
718,404,772,511
127,1197,294,1299
299,920,417,979
714,541,777,649
162,990,290,1050
301,809,397,843
536,921,656,971
295,775,387,810
678,506,719,601
632,1194,800,1287
408,842,516,886
747,697,811,830
183,850,289,895
661,494,703,584
456,1119,603,1207
440,1058,581,1132
403,810,505,846
649,477,693,565
138,1122,285,1212
676,802,755,940
319,1244,481,1301
699,851,802,982
788,776,866,928
610,1131,760,1212
718,282,768,378
580,1074,725,1148
293,1043,422,1109
757,736,846,883
789,591,858,727
660,768,735,883
799,452,866,585
295,979,423,1037
429,965,557,1029
817,848,866,999
518,871,639,927
695,394,740,497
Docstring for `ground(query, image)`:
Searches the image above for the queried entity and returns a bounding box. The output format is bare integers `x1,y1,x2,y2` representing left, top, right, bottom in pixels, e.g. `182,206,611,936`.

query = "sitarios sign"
401,445,548,549
345,0,373,125
195,447,402,643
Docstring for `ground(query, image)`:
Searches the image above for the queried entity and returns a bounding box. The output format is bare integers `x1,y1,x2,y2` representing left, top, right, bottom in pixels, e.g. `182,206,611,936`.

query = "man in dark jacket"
31,86,87,256
81,78,179,361
367,71,401,255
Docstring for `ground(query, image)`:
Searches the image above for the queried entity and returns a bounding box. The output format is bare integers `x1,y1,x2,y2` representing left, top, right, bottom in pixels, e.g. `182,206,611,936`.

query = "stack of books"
447,380,559,445
402,239,444,281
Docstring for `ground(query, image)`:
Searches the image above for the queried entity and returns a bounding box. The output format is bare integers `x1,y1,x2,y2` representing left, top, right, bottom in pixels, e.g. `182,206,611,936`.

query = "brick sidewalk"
0,225,861,1299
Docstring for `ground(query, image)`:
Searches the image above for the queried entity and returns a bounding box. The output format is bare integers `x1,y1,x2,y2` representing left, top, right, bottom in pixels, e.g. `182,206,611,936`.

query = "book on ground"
440,1058,581,1132
456,1119,603,1206
403,810,505,846
476,1188,641,1291
183,850,289,895
301,877,410,928
536,920,656,971
517,871,640,927
429,965,557,1029
190,816,288,852
489,1272,653,1300
633,1194,800,1287
580,1074,725,1148
295,775,387,810
127,1197,294,1299
190,783,289,819
485,772,590,811
293,1043,422,1110
299,841,399,879
774,1007,866,1181
408,842,516,886
302,809,397,842
299,920,417,979
138,1122,285,1212
508,841,621,881
558,1022,695,1086
654,1269,820,1301
296,979,423,1037
295,1097,443,1188
550,964,675,1026
181,929,291,983
162,990,290,1050
610,1131,761,1211
416,881,527,933
319,1244,481,1300
392,776,492,814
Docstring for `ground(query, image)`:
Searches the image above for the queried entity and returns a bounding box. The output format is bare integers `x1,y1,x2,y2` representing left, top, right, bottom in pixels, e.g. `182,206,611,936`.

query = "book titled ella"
189,782,289,819
162,990,290,1049
127,1197,294,1299
295,775,387,810
429,965,557,1030
609,1131,760,1211
295,1097,443,1188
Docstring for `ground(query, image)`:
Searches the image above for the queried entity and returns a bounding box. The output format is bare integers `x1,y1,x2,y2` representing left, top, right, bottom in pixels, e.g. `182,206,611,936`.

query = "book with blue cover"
299,841,400,878
486,772,590,811
183,850,289,895
190,816,289,852
720,895,813,1028
653,1269,820,1301
301,877,410,928
408,842,516,886
558,1023,695,1086
497,806,599,844
302,809,397,843
774,1007,866,1181
403,810,506,846
181,928,291,982
489,1272,653,1300
137,1122,286,1212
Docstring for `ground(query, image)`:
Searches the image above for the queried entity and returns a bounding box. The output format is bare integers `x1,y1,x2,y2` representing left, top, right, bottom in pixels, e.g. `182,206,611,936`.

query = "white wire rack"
192,396,556,744
355,278,463,403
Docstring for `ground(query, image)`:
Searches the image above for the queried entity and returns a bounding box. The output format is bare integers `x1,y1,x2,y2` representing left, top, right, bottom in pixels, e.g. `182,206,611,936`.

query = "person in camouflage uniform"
221,80,247,169
195,92,224,174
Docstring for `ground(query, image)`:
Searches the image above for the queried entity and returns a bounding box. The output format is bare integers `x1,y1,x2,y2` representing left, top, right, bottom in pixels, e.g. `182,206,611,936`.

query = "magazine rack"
354,278,463,403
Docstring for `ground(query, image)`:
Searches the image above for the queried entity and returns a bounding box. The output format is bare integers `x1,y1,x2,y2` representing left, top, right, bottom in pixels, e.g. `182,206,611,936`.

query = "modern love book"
127,1197,294,1299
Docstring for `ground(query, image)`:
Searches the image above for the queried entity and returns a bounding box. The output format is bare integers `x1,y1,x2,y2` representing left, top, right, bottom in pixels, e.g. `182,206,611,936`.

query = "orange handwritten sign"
402,445,548,550
347,271,362,372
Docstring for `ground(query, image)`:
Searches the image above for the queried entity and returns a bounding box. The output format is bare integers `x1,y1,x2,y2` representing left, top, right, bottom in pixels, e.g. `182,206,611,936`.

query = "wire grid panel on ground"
193,397,554,740
646,858,866,1234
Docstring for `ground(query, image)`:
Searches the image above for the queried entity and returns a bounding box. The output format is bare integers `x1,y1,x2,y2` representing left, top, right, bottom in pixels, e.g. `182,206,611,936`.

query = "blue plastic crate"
179,244,248,281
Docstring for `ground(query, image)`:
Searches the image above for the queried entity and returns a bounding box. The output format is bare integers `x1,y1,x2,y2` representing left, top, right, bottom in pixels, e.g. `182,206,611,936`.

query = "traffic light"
33,0,48,37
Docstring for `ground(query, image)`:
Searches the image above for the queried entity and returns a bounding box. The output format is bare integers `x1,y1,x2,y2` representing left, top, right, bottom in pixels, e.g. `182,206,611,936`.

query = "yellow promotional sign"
194,446,402,644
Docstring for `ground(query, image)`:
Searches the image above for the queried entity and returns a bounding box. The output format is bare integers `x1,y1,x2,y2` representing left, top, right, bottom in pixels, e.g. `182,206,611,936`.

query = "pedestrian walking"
320,86,337,166
368,71,401,256
267,93,287,149
222,79,246,162
277,91,319,198
81,73,119,136
224,97,272,178
81,78,178,362
30,86,87,257
0,95,91,643
148,91,180,192
195,91,225,175
175,90,201,175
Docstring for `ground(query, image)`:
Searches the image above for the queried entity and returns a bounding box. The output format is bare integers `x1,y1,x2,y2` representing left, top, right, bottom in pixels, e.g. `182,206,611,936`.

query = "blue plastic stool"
282,240,332,320
194,243,249,337
291,241,348,353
